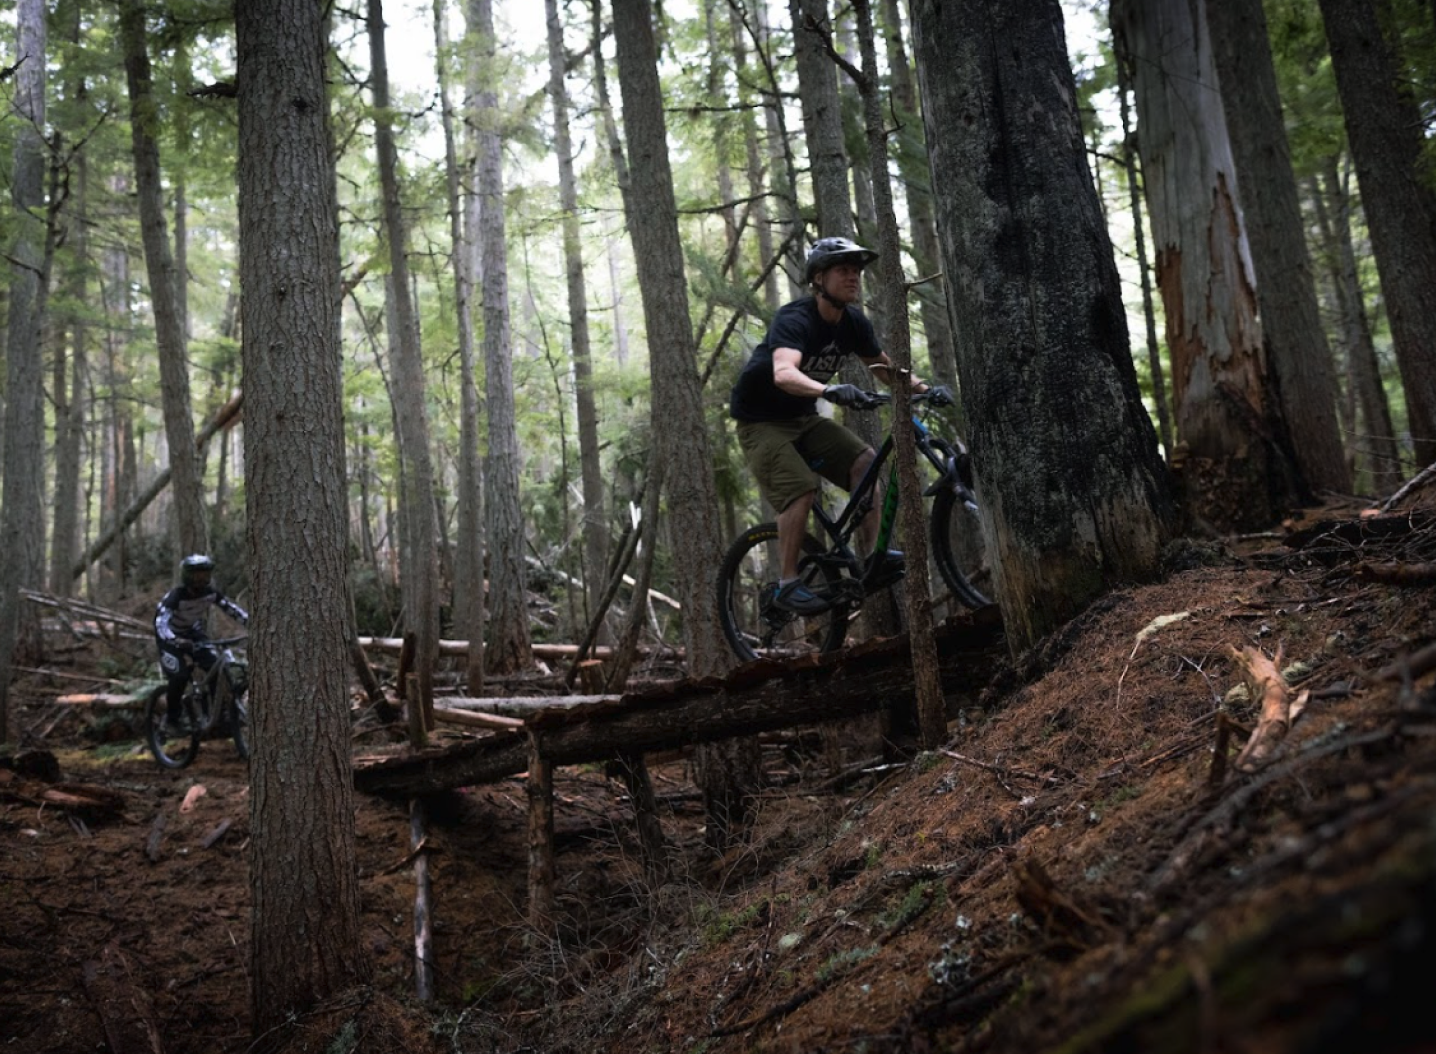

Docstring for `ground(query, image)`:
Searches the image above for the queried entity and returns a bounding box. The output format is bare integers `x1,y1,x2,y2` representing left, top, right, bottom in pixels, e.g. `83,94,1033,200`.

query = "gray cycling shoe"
771,579,831,616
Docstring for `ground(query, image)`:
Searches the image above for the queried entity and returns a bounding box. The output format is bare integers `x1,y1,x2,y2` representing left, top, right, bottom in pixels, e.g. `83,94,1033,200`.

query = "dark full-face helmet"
804,236,879,285
180,553,215,591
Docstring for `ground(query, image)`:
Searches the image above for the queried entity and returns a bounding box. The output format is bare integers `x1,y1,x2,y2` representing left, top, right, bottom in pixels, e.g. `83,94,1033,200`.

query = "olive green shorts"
736,415,871,513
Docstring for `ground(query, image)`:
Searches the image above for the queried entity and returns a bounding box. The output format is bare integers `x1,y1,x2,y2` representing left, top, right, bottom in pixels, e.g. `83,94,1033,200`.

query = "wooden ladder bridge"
353,608,1005,928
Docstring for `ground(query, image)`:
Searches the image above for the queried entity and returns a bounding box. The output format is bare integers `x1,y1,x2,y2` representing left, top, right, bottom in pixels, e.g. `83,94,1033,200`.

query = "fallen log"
353,609,1004,798
439,694,616,717
359,636,636,660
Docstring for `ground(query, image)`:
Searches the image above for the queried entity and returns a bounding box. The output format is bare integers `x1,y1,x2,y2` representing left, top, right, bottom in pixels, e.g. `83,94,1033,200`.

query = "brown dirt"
4,492,1436,1054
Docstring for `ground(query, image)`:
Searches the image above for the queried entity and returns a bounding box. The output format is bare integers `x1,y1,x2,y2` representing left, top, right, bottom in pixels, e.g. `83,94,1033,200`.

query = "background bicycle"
144,635,250,768
717,393,991,663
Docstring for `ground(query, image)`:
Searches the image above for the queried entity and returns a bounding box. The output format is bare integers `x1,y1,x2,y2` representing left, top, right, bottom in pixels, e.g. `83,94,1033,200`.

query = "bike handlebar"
208,635,248,647
848,391,947,409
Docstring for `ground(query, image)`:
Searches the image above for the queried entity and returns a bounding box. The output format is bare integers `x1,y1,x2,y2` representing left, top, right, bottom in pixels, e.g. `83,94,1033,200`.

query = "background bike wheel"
717,522,848,663
930,484,993,611
229,669,252,758
230,690,249,760
144,686,201,769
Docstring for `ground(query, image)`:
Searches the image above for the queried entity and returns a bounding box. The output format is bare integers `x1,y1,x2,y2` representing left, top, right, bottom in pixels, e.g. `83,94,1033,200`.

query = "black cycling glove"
924,384,955,407
823,383,883,409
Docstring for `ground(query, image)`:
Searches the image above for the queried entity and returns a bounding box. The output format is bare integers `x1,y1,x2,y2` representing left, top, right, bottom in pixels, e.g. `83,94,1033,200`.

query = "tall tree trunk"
0,0,49,737
1114,51,1173,458
236,0,370,1033
852,0,945,747
434,0,487,694
611,0,753,848
548,0,610,635
791,0,851,238
118,0,208,557
370,0,442,721
879,0,958,395
1318,0,1436,469
728,0,780,311
1111,0,1302,530
473,0,533,675
913,0,1174,653
1205,0,1351,495
50,7,87,599
1310,159,1403,492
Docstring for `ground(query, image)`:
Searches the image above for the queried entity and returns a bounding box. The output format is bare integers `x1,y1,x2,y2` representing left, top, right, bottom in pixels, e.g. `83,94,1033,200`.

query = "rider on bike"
154,554,248,735
728,236,953,615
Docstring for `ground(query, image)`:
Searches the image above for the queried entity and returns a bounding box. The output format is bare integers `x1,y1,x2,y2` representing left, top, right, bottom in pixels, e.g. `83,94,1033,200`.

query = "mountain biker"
154,554,248,735
728,236,953,615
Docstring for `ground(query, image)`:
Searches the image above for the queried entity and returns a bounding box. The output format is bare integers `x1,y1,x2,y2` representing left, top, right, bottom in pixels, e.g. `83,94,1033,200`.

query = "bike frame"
805,408,955,579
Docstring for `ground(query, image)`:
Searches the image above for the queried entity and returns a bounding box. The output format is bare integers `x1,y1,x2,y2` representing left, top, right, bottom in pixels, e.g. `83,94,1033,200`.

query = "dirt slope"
2,496,1433,1054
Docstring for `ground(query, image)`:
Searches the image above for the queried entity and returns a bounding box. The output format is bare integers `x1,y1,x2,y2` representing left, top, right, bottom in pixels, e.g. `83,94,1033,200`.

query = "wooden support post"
576,659,606,695
526,733,556,934
614,752,668,885
404,641,428,750
411,798,434,1001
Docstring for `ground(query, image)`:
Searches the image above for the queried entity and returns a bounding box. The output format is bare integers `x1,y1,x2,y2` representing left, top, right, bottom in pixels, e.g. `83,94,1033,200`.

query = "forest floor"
3,482,1436,1054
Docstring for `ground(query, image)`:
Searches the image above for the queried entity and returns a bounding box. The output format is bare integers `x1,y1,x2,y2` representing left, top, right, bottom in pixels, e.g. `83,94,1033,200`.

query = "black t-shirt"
729,297,882,422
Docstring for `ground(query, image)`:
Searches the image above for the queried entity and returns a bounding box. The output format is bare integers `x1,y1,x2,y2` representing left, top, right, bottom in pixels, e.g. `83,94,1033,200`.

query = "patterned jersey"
154,585,248,643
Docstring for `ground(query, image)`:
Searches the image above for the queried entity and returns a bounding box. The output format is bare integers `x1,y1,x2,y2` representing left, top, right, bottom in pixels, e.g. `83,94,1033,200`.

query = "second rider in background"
728,236,953,615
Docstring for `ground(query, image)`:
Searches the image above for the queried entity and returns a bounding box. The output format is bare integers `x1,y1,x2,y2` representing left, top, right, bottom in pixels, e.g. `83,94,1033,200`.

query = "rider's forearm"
773,360,829,398
869,360,928,393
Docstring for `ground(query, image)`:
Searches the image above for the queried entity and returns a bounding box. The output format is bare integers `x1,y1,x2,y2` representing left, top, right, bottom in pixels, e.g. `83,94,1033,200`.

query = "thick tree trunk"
370,0,442,718
1112,0,1303,530
0,0,49,737
236,0,370,1033
1204,0,1350,495
1318,0,1436,469
612,0,754,847
912,0,1173,653
118,0,208,557
473,0,533,675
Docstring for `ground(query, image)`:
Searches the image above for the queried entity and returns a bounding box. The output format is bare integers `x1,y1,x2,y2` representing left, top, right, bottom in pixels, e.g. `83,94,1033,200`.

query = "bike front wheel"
929,461,993,611
144,685,202,769
717,522,849,663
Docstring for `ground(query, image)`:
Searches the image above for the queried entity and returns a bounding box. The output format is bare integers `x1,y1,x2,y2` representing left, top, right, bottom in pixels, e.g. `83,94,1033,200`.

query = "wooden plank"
431,706,525,731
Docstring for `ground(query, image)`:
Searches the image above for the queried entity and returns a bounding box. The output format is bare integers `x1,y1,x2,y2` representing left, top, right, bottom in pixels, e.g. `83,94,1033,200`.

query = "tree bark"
473,0,534,675
912,0,1173,653
1318,0,1436,469
879,0,958,396
1310,159,1403,493
1204,0,1351,495
547,0,610,636
118,0,209,557
370,0,442,720
236,0,370,1032
611,0,754,847
0,0,50,738
851,0,946,748
434,0,487,695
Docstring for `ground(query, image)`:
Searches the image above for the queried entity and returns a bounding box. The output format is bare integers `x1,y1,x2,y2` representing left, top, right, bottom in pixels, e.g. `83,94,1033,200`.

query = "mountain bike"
717,393,991,663
144,636,250,769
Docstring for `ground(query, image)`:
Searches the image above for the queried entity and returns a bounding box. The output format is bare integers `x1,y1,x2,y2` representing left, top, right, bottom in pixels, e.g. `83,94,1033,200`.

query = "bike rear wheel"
717,522,850,663
929,475,992,611
145,685,203,769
